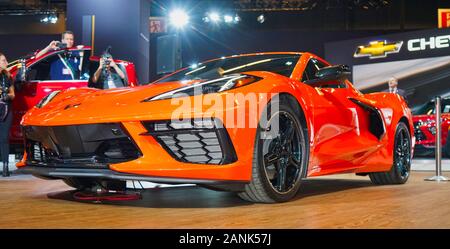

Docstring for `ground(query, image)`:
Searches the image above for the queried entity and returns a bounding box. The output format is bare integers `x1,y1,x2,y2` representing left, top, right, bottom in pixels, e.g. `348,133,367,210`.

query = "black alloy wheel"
369,122,411,185
238,100,308,203
261,111,303,194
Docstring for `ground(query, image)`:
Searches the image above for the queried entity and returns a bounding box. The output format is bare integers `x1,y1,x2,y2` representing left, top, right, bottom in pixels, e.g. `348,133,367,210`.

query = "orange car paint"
17,52,414,182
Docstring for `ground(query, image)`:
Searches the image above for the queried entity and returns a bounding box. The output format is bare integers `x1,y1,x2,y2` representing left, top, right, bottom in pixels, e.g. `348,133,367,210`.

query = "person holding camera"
91,55,126,89
36,30,75,58
36,31,82,80
0,52,15,177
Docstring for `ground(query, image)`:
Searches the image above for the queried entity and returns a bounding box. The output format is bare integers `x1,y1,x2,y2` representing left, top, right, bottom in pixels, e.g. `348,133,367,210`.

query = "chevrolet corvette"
17,52,414,203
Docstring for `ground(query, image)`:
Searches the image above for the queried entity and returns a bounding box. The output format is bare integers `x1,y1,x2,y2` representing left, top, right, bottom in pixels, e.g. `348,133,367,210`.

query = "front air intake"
23,123,142,168
142,118,237,165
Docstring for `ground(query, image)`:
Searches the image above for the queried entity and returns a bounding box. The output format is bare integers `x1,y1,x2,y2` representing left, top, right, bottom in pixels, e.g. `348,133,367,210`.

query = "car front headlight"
36,90,61,108
145,74,261,102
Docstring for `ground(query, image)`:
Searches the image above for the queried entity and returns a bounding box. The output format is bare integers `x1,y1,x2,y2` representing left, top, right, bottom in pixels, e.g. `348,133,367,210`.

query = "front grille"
142,118,237,165
23,123,141,168
414,122,426,141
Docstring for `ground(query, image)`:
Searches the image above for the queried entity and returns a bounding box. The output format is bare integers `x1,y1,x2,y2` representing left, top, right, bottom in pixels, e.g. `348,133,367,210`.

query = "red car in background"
413,97,450,157
6,45,138,146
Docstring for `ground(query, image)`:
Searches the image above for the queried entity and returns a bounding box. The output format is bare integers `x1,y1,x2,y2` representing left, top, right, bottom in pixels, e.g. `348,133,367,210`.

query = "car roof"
202,52,304,63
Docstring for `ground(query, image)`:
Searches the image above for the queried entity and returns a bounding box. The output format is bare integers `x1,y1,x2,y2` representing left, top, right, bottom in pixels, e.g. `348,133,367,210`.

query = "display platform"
1,170,449,229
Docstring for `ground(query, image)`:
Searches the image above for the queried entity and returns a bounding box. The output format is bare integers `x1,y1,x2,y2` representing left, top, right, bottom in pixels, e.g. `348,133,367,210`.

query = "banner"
325,28,450,109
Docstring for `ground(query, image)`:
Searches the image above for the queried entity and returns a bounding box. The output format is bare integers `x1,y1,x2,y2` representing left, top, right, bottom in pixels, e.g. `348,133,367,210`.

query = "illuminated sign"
407,35,450,51
149,17,167,33
353,40,403,59
438,9,450,28
354,34,450,59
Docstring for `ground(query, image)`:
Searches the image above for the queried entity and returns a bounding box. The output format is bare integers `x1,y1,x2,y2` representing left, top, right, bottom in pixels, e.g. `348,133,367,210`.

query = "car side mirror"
305,64,351,85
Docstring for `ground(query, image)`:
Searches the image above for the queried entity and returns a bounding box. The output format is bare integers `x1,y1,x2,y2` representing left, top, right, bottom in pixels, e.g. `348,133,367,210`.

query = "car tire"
369,122,411,185
237,99,308,203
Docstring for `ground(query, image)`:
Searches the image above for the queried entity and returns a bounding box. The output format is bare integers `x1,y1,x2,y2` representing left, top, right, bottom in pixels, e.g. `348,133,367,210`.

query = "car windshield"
413,99,450,115
7,59,26,70
7,53,35,68
155,54,301,83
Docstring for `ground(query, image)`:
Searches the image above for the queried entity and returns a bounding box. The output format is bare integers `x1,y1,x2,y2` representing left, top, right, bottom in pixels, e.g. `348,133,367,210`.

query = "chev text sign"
407,35,450,51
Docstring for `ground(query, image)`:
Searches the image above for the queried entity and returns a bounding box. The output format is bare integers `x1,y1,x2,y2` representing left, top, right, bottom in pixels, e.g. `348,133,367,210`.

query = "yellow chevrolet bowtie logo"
354,40,403,59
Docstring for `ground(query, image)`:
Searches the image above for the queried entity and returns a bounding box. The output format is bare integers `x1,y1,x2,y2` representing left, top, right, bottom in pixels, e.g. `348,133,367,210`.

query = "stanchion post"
425,96,449,181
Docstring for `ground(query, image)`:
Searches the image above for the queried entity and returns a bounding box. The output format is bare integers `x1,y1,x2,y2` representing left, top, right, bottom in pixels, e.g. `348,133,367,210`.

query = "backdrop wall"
66,0,151,83
0,34,59,60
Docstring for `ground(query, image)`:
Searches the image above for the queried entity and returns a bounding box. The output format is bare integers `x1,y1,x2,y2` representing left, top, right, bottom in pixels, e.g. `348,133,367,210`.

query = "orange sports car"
17,52,414,203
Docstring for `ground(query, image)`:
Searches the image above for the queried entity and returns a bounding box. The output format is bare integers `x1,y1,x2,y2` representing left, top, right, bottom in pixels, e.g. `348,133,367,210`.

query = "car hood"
21,71,277,126
21,80,202,126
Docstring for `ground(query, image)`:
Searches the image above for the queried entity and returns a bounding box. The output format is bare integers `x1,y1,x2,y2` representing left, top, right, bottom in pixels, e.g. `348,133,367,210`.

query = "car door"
10,49,90,142
302,58,380,174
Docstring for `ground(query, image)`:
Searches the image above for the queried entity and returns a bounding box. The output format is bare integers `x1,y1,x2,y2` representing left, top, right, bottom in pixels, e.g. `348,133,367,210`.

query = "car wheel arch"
399,116,411,134
258,92,311,179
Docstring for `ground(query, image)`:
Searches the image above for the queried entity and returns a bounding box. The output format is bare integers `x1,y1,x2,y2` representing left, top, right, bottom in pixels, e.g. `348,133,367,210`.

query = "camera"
0,87,6,98
56,42,67,49
101,46,112,66
104,57,111,66
0,82,7,101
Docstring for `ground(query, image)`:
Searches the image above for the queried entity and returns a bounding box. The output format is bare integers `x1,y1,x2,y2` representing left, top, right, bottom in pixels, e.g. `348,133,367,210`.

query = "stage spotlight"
169,9,189,28
257,14,265,23
234,14,241,23
40,16,49,23
224,15,233,23
208,12,221,23
49,14,58,24
202,16,210,23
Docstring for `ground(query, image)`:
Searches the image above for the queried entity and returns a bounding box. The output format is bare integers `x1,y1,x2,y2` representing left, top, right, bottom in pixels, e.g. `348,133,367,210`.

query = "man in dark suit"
383,76,406,99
